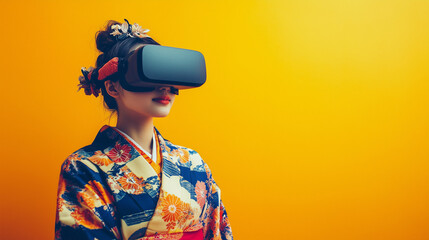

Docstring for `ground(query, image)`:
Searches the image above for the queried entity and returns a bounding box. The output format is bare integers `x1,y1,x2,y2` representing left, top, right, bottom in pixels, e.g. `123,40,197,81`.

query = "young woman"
55,19,233,240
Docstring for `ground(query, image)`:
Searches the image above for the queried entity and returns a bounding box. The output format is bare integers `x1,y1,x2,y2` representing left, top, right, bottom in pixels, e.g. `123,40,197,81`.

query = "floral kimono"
55,125,233,240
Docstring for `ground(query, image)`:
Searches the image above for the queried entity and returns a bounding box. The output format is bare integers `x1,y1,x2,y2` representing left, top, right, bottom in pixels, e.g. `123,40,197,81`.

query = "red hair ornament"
77,57,122,98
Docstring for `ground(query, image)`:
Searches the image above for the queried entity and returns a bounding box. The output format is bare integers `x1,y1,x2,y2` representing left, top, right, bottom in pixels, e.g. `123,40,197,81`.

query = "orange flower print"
195,181,207,209
166,222,176,231
107,176,122,194
88,150,113,166
202,205,213,235
161,194,185,223
172,148,190,164
68,153,81,161
163,144,171,153
210,206,220,234
64,153,80,172
70,207,103,230
184,219,203,232
63,161,72,172
106,142,132,163
56,179,67,211
77,189,96,209
57,196,65,213
97,181,115,205
204,164,211,180
210,181,218,194
171,149,180,157
85,180,114,205
77,181,114,210
177,202,191,227
117,171,145,194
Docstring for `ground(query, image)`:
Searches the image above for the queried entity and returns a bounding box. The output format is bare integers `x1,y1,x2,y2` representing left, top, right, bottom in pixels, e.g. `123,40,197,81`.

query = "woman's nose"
156,86,179,95
158,87,169,93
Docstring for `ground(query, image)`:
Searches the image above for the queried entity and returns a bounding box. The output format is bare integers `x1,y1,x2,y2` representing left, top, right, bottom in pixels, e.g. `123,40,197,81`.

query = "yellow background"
1,0,429,239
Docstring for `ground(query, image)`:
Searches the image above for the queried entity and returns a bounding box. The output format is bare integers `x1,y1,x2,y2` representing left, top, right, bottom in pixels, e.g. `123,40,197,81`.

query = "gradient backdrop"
1,0,429,239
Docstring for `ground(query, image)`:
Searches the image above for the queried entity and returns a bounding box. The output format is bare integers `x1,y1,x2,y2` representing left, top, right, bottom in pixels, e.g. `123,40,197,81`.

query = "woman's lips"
152,96,171,105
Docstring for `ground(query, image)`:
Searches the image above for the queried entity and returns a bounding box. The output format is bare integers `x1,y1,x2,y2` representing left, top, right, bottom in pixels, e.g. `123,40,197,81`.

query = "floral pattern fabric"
55,125,233,240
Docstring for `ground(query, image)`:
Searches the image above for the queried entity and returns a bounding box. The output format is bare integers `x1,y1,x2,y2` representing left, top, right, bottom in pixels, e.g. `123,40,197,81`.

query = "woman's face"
105,43,176,119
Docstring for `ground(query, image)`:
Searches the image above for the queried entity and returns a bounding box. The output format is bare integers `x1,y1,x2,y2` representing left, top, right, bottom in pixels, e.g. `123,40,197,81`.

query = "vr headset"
84,45,207,95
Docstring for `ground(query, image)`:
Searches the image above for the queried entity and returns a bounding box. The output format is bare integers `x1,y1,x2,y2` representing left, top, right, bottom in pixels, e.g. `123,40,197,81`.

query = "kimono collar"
90,124,171,165
92,124,166,144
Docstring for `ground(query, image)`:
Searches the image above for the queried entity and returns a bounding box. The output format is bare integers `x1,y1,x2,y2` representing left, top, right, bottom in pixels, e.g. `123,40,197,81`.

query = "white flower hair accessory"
110,19,150,40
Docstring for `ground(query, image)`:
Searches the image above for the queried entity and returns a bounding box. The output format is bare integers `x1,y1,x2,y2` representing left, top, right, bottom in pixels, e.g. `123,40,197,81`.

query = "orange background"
1,0,429,239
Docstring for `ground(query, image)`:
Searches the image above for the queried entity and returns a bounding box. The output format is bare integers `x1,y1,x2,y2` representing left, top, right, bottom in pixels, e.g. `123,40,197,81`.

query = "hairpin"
110,19,151,40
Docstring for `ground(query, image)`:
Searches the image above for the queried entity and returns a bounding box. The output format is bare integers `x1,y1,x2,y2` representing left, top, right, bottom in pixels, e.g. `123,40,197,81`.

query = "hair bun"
95,20,121,53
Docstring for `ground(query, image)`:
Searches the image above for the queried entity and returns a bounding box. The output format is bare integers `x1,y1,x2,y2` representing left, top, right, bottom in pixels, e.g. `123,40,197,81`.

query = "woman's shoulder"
60,145,102,173
166,140,199,155
64,144,98,161
156,128,200,156
163,139,208,167
164,138,199,155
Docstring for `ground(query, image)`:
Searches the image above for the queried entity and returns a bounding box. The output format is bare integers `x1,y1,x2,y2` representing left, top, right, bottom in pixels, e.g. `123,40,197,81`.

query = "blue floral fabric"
55,125,233,240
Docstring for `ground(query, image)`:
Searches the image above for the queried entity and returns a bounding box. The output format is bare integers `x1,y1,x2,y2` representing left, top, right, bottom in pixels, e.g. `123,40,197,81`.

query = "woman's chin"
151,109,172,118
153,114,170,118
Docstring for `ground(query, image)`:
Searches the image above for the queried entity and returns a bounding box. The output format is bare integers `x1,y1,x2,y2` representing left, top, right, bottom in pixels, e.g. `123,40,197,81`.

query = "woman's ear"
104,80,121,98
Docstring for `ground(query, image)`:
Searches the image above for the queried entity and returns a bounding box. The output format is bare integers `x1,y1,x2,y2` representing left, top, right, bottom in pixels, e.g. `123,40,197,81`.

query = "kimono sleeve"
200,155,233,240
55,155,121,240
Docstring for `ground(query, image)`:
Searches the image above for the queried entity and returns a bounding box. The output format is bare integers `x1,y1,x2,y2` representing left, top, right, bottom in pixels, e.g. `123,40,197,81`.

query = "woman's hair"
94,20,161,115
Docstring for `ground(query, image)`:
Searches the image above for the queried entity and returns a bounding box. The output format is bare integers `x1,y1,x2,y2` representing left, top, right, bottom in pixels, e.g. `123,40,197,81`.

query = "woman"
55,19,233,240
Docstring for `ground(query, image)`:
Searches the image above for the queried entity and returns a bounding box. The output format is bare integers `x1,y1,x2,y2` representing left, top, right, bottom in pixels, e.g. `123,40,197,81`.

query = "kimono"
55,125,233,240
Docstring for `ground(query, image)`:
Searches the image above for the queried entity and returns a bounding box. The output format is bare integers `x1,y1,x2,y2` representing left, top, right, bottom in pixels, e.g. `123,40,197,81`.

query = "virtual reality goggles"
83,45,207,95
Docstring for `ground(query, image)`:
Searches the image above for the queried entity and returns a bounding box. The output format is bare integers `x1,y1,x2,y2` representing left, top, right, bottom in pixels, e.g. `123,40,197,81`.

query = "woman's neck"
115,114,154,154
